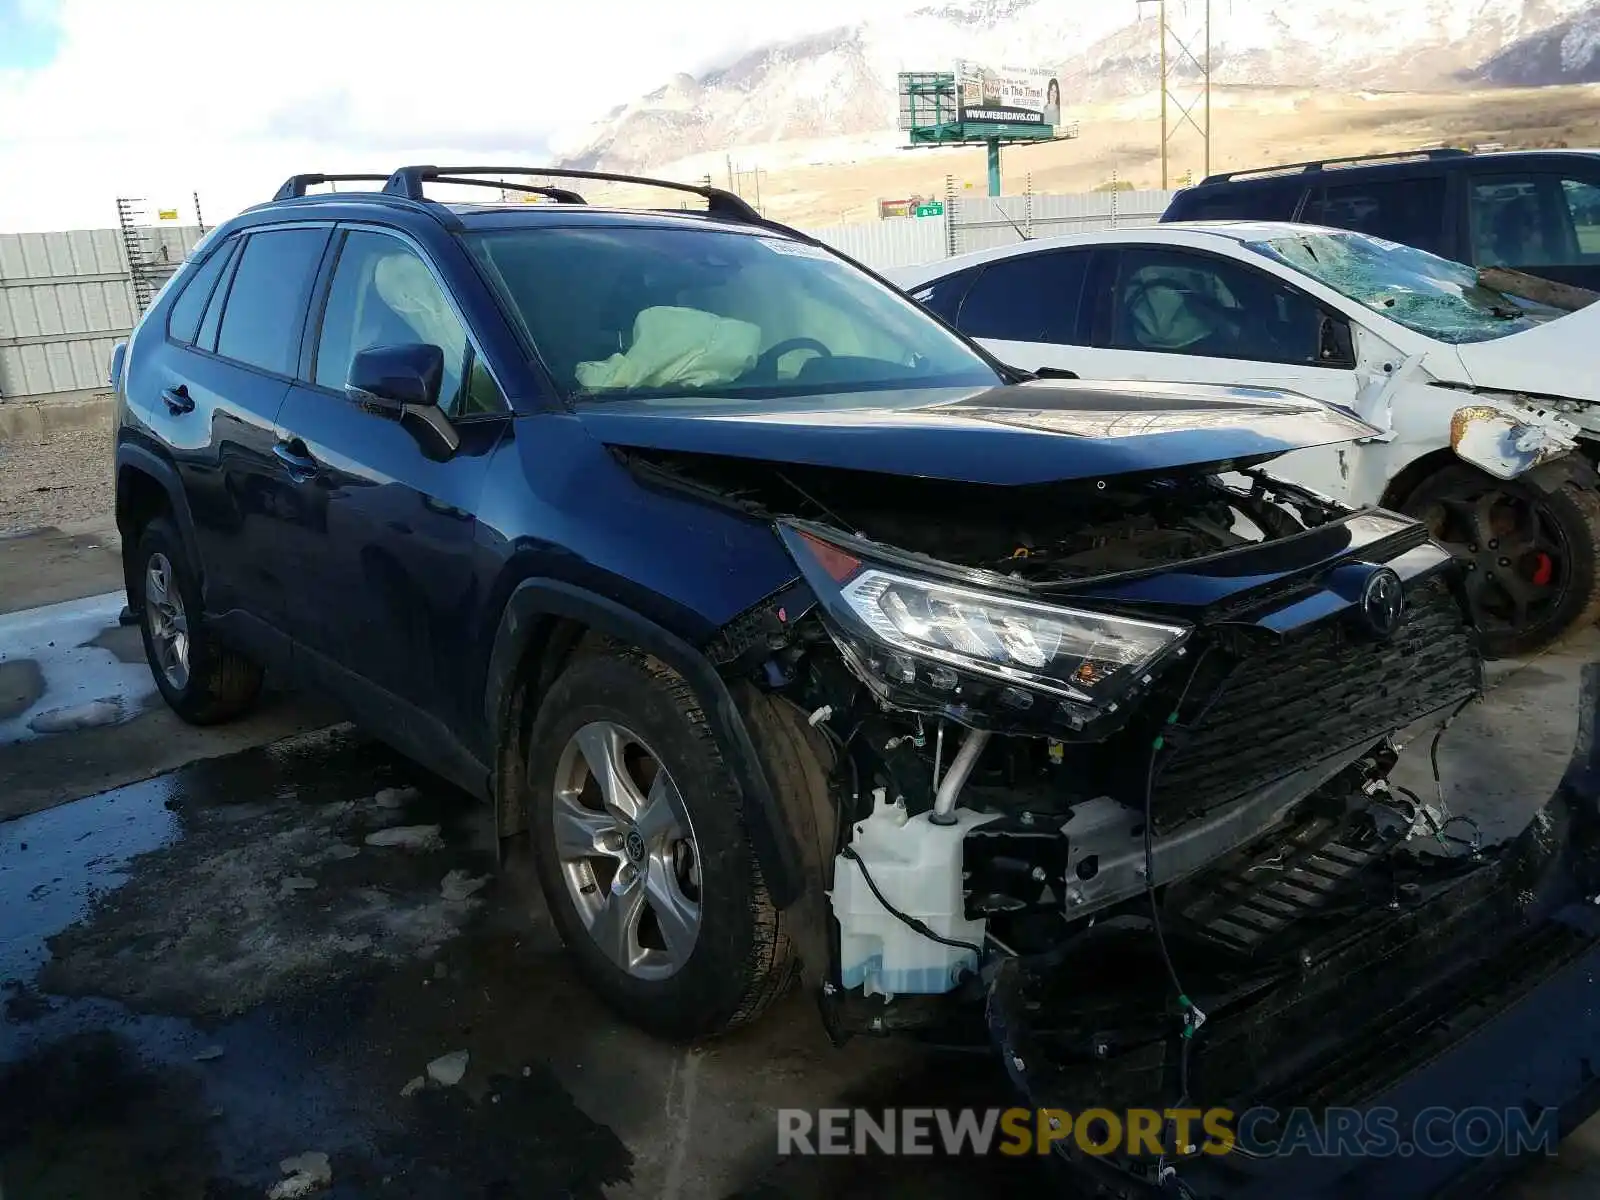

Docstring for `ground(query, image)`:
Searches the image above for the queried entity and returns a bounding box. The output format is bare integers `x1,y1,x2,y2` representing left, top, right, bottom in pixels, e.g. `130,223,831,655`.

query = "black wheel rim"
1420,485,1567,637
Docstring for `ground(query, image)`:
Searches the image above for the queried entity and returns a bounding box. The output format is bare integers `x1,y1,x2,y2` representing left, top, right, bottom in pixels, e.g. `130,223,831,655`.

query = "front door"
271,227,509,746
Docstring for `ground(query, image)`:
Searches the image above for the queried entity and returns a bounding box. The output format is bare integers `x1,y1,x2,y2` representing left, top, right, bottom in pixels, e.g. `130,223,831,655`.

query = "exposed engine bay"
629,445,1484,1004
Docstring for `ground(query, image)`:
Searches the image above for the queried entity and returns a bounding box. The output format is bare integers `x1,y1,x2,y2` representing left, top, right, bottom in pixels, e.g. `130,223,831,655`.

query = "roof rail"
1198,147,1472,186
272,173,393,201
382,165,766,224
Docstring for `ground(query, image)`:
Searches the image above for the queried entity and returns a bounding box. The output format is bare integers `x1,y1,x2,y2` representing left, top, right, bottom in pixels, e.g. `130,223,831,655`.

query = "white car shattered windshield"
1247,230,1560,345
465,225,999,400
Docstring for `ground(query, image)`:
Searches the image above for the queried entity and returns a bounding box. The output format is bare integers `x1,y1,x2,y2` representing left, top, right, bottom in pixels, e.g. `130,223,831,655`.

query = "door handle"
161,385,194,415
273,440,319,480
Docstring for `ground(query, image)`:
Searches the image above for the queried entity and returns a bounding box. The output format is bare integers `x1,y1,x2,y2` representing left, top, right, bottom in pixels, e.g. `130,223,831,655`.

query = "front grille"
1153,577,1481,826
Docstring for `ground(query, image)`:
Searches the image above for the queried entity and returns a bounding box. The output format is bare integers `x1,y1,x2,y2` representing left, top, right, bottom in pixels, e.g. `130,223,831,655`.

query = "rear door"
1462,157,1600,288
270,225,507,744
150,224,330,653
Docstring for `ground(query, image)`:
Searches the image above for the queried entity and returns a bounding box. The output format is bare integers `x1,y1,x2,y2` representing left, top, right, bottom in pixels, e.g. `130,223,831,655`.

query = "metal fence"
0,224,202,403
803,188,1178,271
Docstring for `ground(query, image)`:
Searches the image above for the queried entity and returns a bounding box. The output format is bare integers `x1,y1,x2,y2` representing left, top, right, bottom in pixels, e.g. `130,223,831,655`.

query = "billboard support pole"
986,139,1001,196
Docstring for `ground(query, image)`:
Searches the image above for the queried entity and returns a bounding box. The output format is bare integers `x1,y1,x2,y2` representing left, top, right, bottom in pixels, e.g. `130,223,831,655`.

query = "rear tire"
525,648,798,1040
1403,463,1600,658
134,517,263,724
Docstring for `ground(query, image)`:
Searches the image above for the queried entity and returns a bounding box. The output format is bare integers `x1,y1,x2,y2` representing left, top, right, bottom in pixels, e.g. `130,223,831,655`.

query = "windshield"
465,225,999,401
1246,230,1561,345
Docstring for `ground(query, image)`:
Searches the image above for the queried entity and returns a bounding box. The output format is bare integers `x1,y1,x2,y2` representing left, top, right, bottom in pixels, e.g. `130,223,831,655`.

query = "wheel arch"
115,443,201,612
484,578,808,910
1382,447,1600,512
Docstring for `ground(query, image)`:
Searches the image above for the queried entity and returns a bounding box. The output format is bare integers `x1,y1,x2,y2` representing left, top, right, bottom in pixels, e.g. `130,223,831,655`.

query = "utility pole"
1136,0,1213,188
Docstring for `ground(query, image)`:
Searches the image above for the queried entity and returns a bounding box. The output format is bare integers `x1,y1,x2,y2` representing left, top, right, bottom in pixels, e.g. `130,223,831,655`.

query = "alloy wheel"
551,720,702,981
1424,486,1566,636
144,552,191,690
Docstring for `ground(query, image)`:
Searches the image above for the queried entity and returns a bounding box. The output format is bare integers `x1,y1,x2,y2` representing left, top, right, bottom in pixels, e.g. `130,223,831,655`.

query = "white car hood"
1443,302,1600,404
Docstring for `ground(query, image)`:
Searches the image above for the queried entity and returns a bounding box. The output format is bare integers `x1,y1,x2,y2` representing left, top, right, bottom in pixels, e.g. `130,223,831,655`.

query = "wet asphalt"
0,709,1039,1198
3,548,1600,1198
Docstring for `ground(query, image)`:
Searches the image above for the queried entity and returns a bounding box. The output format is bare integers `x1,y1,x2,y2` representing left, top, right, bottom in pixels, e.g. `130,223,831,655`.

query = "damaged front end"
606,376,1598,1193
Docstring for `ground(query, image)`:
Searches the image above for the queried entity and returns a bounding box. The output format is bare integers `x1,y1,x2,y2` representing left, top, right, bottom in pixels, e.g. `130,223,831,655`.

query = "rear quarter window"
1165,180,1304,222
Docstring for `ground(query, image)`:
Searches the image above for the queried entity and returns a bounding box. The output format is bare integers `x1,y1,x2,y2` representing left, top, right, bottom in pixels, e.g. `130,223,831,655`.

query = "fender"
484,577,806,909
114,441,204,599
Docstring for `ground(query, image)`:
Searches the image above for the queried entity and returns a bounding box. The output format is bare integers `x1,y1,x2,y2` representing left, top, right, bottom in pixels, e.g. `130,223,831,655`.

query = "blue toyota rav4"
112,166,1600,1196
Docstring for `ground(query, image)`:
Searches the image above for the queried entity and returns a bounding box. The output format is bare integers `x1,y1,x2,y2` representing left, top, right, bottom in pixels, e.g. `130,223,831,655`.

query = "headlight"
781,524,1191,735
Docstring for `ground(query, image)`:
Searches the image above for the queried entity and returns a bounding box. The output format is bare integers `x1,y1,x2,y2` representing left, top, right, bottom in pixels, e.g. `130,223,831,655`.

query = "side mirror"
346,343,444,410
345,343,459,454
1318,315,1356,367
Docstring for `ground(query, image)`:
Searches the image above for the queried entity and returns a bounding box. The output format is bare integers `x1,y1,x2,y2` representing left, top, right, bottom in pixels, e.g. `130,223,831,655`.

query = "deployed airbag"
575,305,761,392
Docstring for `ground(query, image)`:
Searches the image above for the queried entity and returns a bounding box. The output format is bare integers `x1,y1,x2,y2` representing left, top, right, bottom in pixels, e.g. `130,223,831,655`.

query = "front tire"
525,648,798,1039
134,517,263,724
1403,463,1600,658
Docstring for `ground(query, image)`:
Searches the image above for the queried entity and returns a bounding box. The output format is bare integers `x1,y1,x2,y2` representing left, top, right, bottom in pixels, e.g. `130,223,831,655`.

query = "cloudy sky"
0,0,915,231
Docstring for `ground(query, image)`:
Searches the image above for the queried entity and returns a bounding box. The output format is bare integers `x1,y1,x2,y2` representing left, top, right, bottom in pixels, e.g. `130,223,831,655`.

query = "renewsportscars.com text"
776,1106,1561,1159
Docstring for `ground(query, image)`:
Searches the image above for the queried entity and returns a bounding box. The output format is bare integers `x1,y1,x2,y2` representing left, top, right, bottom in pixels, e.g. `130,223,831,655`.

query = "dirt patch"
39,735,496,1017
0,430,115,537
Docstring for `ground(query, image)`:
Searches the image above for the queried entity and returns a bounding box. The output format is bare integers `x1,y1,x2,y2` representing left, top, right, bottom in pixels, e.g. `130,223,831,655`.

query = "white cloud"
0,0,918,231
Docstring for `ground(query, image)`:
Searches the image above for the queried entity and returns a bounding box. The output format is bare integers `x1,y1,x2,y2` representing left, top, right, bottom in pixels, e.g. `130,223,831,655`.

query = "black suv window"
1169,179,1304,221
1468,171,1600,269
907,267,979,324
955,251,1091,345
1108,247,1321,364
1302,175,1448,255
314,230,502,417
166,237,239,345
215,228,329,377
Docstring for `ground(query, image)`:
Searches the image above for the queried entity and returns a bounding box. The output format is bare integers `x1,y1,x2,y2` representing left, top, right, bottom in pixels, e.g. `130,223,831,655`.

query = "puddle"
0,592,155,746
0,776,179,981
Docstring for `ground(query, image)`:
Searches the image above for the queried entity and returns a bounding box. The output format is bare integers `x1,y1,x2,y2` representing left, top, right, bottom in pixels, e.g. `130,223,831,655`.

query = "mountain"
1476,0,1600,83
555,0,1597,174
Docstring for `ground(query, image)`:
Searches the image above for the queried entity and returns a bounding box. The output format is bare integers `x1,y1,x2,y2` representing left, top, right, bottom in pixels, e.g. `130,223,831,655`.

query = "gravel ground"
0,429,114,534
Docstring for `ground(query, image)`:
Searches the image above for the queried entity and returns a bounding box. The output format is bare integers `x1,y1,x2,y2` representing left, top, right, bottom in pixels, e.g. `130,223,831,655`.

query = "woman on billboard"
1043,78,1061,128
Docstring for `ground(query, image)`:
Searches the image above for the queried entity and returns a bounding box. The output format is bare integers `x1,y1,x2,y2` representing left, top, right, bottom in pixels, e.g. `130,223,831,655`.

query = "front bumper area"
987,666,1600,1199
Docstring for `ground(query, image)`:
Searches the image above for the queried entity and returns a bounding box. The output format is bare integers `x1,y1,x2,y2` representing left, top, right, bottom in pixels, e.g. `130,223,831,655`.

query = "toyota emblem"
1359,567,1405,639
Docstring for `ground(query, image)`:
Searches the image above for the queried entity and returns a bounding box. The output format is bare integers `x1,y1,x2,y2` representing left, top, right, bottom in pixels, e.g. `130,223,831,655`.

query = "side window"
1108,247,1322,365
1303,175,1448,255
314,231,501,417
1468,172,1600,268
166,237,239,345
907,267,979,324
955,251,1091,345
215,228,329,376
195,244,241,353
1170,179,1304,221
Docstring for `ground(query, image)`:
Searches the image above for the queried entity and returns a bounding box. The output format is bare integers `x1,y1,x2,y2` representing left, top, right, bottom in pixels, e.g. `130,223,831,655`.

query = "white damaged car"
893,223,1600,655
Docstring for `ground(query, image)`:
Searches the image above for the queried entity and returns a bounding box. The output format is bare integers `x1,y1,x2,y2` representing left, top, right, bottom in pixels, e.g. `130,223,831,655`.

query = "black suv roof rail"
381,165,766,224
1198,147,1472,186
272,174,396,201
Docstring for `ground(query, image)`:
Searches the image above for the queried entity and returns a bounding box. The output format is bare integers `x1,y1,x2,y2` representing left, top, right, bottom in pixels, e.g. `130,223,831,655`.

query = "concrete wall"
801,188,1178,271
0,225,203,404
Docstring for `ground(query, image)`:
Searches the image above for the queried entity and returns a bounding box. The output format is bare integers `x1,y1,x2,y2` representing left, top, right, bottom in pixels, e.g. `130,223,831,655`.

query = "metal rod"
933,720,946,790
1205,0,1212,180
1159,0,1169,189
931,728,991,824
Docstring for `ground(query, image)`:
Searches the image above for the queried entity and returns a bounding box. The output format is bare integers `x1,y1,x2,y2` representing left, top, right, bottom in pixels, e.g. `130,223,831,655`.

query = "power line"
1136,0,1213,187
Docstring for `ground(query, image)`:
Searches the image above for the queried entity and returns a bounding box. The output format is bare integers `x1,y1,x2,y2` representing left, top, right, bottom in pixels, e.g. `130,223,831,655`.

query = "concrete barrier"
0,393,114,444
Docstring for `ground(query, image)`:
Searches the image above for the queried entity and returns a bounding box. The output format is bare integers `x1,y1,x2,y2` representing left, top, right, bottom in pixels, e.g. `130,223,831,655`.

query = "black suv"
1163,147,1600,287
110,165,1600,1196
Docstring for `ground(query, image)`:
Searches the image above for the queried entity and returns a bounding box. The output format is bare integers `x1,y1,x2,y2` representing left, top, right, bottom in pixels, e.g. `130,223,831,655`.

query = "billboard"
954,61,1061,129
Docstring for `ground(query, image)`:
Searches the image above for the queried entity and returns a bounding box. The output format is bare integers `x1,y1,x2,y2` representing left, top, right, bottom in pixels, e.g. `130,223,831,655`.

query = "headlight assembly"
781,523,1191,735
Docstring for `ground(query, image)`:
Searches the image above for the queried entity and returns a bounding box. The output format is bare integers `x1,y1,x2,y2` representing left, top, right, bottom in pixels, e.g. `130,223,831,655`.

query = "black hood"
574,379,1380,486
